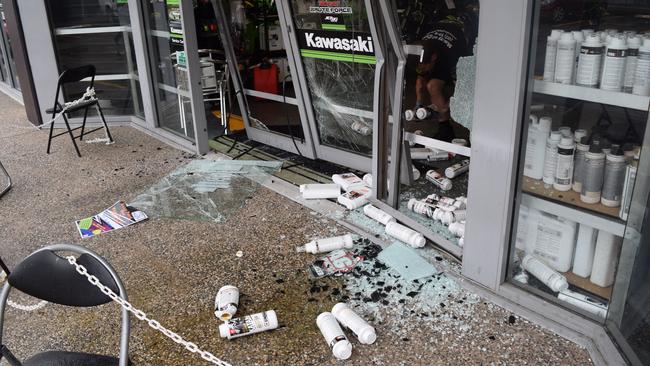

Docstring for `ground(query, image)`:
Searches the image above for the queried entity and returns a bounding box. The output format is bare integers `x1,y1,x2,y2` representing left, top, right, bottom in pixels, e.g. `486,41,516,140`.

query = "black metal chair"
0,244,130,366
0,160,10,198
46,65,114,157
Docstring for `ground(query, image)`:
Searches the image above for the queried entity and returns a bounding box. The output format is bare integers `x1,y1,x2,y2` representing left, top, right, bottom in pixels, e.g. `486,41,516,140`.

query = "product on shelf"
572,31,585,84
580,141,605,204
555,32,577,84
601,147,627,207
524,115,551,180
633,38,650,96
525,208,577,272
542,131,562,185
543,29,563,82
554,136,576,191
590,231,622,287
576,33,604,88
620,158,638,221
572,224,598,278
623,35,642,93
573,135,590,192
600,35,628,92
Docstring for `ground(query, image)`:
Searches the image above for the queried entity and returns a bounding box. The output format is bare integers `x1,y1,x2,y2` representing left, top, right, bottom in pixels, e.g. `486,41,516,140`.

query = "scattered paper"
309,250,363,278
76,201,148,239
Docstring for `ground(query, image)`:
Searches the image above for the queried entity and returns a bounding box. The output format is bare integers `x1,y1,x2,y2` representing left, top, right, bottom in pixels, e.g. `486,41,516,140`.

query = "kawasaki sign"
298,30,376,64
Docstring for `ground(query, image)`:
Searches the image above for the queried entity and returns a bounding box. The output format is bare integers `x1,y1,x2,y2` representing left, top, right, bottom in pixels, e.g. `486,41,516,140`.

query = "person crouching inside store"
415,16,471,142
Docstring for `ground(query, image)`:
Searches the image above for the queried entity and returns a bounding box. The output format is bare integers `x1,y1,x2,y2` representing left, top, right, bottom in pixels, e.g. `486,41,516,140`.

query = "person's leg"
426,79,450,122
415,76,429,108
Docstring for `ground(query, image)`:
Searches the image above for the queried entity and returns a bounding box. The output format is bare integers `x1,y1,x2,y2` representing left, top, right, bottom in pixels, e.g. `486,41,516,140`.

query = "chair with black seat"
46,65,114,157
0,160,10,198
0,244,130,366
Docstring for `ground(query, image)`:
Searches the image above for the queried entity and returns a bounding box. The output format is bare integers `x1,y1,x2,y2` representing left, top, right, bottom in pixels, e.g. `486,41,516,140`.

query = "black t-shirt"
421,19,468,82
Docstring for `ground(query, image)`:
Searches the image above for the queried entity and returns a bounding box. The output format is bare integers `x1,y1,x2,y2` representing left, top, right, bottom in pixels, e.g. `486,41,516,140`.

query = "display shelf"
522,176,621,218
563,271,612,300
533,80,650,112
521,190,626,237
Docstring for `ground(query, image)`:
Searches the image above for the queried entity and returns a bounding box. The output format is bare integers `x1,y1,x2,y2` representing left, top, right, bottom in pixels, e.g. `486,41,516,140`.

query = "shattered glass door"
288,0,376,156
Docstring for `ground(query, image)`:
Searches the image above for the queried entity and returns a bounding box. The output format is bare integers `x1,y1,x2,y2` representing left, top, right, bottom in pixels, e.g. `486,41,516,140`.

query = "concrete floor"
0,94,593,365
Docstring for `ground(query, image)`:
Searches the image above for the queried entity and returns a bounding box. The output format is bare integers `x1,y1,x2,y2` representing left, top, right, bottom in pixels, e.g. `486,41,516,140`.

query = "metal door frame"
211,0,317,159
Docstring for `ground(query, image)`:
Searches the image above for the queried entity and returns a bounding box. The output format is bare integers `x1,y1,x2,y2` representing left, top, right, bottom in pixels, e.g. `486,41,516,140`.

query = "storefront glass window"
509,2,650,362
46,0,142,118
0,0,19,90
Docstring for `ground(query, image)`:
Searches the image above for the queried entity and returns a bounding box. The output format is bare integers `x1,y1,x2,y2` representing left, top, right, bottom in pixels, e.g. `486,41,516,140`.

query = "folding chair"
0,160,10,198
46,65,114,157
0,244,130,366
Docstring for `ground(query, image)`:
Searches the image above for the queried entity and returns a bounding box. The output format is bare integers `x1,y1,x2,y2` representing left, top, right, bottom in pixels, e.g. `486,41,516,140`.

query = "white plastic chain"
39,87,98,130
65,256,232,366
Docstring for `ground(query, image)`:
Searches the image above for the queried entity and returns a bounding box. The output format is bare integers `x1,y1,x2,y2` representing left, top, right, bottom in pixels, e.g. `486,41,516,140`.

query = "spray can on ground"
296,234,354,254
385,221,426,248
331,303,377,345
407,198,435,218
521,254,569,293
555,32,577,84
445,159,470,179
363,204,395,225
624,35,642,92
577,34,604,88
214,285,239,321
316,312,352,360
524,115,551,180
554,136,575,191
219,310,278,340
448,221,465,237
600,36,628,91
573,135,590,192
581,141,605,204
337,187,371,210
544,30,563,81
633,39,650,96
425,170,452,191
543,131,562,185
300,184,340,199
601,147,626,207
332,173,364,191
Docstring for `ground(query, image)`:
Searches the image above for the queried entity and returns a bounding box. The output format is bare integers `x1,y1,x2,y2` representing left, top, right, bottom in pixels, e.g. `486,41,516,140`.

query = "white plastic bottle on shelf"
581,29,595,38
363,204,395,225
524,209,577,272
581,141,606,204
600,35,628,91
296,234,354,254
524,115,551,180
590,231,622,287
542,131,562,185
601,147,627,207
623,35,642,93
576,33,604,88
543,30,563,82
558,126,572,138
555,32,577,84
316,312,352,360
572,224,598,278
573,135,590,193
572,31,585,83
521,254,569,293
553,136,575,191
331,303,377,345
633,38,650,96
385,221,426,248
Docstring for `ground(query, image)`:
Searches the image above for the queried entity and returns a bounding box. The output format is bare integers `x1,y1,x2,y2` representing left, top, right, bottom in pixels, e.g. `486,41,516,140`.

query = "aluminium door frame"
277,0,375,172
211,0,317,160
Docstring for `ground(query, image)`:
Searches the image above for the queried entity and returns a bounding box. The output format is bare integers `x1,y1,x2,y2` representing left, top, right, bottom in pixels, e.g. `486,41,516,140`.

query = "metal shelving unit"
533,80,650,112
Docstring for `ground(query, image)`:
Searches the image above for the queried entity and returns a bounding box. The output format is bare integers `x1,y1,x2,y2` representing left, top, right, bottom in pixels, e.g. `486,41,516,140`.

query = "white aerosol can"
572,224,598,278
445,159,470,179
633,38,650,96
572,31,585,83
573,136,590,192
590,232,622,287
576,33,604,88
416,106,436,120
543,30,563,82
296,234,354,254
425,170,452,191
624,35,642,92
332,173,364,191
600,36,628,91
219,310,278,340
214,285,239,321
542,131,562,185
581,142,606,204
555,32,577,84
524,115,551,180
316,312,352,360
554,136,575,191
601,147,627,207
300,184,340,199
363,204,395,225
385,221,426,248
331,303,377,344
337,187,371,210
521,254,569,293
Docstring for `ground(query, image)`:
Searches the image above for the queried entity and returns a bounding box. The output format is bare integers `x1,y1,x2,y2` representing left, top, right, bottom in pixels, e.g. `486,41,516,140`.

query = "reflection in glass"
0,0,18,90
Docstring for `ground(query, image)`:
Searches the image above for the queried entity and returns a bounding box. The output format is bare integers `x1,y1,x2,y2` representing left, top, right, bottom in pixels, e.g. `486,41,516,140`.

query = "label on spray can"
624,46,639,92
601,154,626,206
219,311,278,339
581,152,605,203
543,35,560,81
577,43,604,87
633,48,650,96
554,142,575,189
601,47,627,91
